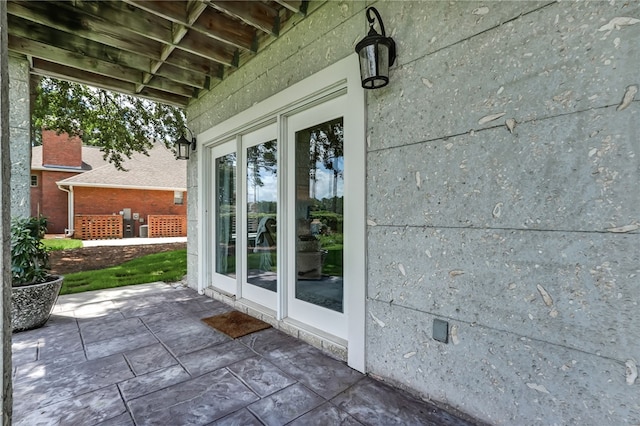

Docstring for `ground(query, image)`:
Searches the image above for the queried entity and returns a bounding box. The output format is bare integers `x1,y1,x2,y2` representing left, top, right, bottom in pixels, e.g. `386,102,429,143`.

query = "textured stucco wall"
8,53,30,218
365,1,639,424
187,1,640,424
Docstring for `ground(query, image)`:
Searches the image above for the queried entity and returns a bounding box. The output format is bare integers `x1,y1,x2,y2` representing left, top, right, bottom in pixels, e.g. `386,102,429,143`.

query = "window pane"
246,140,277,291
295,117,344,312
215,153,236,277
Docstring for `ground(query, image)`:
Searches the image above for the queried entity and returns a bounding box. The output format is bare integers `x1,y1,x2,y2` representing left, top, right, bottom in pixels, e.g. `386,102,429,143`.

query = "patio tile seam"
246,382,327,426
76,317,90,363
137,317,200,378
79,317,148,346
23,380,122,414
120,351,138,379
284,401,364,426
224,360,298,399
101,385,135,426
125,370,262,424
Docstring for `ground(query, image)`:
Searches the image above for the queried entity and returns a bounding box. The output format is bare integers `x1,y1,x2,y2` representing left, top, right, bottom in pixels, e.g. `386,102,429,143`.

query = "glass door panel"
211,142,237,295
241,124,278,310
287,95,348,339
246,140,278,290
215,152,236,277
294,118,344,312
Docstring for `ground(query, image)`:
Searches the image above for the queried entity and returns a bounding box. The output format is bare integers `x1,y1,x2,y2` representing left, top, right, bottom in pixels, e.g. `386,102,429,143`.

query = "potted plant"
10,216,64,332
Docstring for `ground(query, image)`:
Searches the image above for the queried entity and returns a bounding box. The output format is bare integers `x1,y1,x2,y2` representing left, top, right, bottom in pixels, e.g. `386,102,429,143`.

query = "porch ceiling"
7,0,312,107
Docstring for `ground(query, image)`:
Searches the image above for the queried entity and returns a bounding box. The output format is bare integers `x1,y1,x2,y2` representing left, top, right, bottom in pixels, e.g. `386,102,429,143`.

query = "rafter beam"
9,34,143,84
205,1,280,36
30,58,189,107
7,14,153,74
273,0,306,15
7,1,165,61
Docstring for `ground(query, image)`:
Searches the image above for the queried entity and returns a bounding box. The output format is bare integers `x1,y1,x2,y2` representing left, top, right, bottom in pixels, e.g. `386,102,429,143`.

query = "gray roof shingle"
53,144,186,191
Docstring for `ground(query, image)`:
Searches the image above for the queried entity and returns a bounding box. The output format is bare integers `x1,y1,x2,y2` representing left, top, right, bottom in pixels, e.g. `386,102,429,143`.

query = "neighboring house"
31,130,186,238
30,130,109,233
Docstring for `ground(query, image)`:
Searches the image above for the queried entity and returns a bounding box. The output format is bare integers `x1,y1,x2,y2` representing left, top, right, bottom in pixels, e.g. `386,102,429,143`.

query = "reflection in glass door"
211,143,237,295
295,118,344,312
215,152,237,277
241,124,278,310
246,140,278,290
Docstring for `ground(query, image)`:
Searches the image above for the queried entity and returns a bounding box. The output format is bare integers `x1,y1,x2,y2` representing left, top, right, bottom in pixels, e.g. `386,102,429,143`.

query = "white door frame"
197,54,366,372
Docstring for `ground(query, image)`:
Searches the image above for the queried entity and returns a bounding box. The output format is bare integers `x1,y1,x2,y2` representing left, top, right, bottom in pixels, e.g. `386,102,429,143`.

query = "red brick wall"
42,130,83,168
73,187,187,237
31,170,79,234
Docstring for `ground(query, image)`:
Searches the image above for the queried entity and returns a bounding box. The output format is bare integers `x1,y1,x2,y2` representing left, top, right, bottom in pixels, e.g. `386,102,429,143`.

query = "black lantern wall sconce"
355,7,397,89
176,127,196,160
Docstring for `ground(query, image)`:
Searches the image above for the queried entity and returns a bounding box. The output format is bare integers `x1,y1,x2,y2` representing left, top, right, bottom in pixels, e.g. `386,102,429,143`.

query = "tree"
32,77,187,170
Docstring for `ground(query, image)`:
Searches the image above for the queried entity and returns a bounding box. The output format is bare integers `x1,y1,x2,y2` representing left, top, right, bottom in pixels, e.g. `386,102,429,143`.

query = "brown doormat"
202,310,271,338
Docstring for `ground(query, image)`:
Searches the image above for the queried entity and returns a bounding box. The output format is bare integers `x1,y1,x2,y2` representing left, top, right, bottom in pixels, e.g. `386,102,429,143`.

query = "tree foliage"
32,77,187,170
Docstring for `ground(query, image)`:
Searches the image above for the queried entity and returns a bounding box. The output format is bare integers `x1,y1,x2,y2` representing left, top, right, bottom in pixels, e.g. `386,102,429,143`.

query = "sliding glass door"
209,99,350,338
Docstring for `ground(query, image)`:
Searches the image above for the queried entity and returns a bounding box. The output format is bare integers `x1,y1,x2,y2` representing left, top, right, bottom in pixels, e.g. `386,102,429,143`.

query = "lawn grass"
60,249,187,295
43,238,83,251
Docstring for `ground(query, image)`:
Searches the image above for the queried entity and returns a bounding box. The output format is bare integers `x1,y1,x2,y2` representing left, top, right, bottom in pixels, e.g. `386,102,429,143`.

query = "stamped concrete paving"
12,282,478,425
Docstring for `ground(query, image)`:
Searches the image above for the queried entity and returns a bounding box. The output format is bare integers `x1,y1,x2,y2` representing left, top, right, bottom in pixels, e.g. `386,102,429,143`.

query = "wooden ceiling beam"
145,75,195,98
124,0,197,24
154,63,209,89
7,14,153,74
137,86,191,107
31,58,137,94
127,1,256,53
9,34,144,84
30,58,190,107
206,1,280,36
273,0,307,15
177,31,238,68
164,49,223,80
192,7,256,52
66,0,173,45
7,1,165,61
124,0,210,95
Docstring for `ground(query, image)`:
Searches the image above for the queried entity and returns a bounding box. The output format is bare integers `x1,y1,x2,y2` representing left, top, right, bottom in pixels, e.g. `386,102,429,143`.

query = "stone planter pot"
11,275,64,332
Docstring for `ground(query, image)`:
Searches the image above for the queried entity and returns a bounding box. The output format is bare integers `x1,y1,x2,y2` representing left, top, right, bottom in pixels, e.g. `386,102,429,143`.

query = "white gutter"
57,184,75,237
54,182,187,192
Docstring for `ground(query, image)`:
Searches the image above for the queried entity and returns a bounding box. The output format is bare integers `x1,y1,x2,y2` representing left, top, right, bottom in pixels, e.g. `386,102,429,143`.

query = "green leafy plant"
11,216,51,286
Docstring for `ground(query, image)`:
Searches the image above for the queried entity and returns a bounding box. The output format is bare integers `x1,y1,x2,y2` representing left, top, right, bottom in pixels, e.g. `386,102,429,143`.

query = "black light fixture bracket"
355,7,397,89
364,7,396,66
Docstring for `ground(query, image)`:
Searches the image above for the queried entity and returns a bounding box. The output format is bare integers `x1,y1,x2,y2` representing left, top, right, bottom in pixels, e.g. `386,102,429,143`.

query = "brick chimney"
42,130,83,168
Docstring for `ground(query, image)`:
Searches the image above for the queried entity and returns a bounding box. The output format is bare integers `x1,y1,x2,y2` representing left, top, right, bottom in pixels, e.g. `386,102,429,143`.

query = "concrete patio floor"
12,282,477,425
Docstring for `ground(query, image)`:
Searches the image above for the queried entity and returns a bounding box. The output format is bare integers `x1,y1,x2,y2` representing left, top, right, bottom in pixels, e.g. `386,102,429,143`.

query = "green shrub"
11,216,50,286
